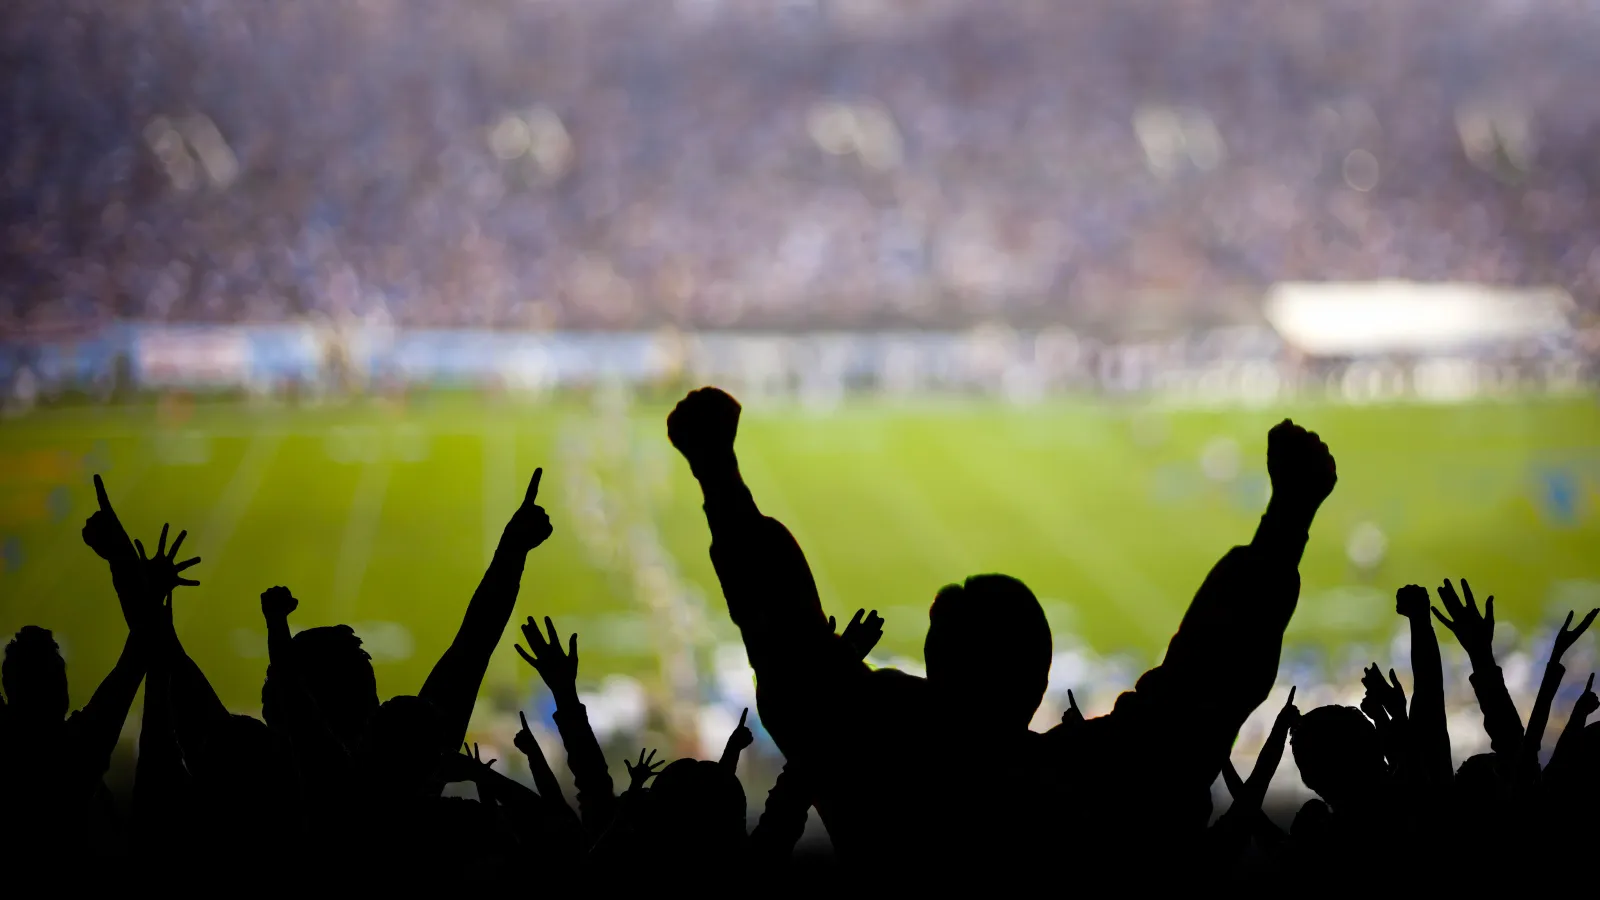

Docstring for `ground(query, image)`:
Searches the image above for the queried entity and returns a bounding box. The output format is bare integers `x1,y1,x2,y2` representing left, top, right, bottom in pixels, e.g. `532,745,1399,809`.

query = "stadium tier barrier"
1,322,1589,407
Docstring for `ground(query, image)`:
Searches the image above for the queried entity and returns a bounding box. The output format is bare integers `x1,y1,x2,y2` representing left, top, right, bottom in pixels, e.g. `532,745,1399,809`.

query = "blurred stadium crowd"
5,0,1600,336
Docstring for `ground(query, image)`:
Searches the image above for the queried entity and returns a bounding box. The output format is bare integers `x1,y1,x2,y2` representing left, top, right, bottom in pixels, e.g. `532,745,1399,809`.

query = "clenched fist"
667,387,741,475
1266,420,1337,513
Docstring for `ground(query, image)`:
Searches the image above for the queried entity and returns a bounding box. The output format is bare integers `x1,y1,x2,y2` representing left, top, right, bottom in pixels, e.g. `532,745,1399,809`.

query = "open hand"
624,748,664,792
439,741,497,784
667,387,741,473
831,608,885,661
136,523,201,598
515,616,578,701
1265,420,1337,512
503,468,553,553
1552,608,1600,662
1360,666,1406,722
82,474,134,562
1433,578,1495,661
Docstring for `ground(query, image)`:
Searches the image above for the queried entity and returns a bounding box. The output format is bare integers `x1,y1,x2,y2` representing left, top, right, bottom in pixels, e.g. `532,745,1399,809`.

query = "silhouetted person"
667,386,1337,886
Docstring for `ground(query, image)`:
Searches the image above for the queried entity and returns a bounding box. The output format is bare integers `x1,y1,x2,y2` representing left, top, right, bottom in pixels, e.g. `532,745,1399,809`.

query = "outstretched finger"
177,577,200,587
524,467,543,505
1068,688,1080,711
514,644,537,667
174,557,201,572
1485,596,1495,628
168,530,187,558
519,710,531,733
1285,686,1296,706
1587,672,1595,693
157,523,169,558
827,616,836,633
1430,607,1453,630
545,616,559,649
134,538,147,562
523,617,548,651
1577,608,1600,637
94,474,111,512
738,707,749,728
1562,610,1576,633
568,632,578,663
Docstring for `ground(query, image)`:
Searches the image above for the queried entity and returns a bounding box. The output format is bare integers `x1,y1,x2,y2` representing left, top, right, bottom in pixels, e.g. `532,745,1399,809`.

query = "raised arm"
1395,584,1452,785
419,467,552,752
668,389,831,672
1132,423,1335,744
1545,673,1597,788
514,615,616,840
261,586,351,798
73,476,159,773
1523,608,1597,768
1432,578,1524,760
748,760,814,867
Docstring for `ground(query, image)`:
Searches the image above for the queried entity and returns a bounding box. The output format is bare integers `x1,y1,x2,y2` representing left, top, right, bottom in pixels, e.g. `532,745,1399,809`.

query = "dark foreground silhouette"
2,387,1596,891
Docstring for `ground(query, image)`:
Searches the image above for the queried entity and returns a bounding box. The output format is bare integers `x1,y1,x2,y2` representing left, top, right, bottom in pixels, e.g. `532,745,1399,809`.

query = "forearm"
133,664,191,829
419,543,528,749
550,701,618,832
749,764,812,861
79,633,147,771
1545,708,1591,786
1521,661,1564,765
1467,663,1525,758
1244,721,1290,805
1249,496,1315,569
1405,613,1451,781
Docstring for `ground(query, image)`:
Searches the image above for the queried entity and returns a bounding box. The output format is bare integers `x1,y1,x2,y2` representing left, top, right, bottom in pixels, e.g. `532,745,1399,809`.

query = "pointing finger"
524,467,543,505
738,707,748,728
94,474,111,512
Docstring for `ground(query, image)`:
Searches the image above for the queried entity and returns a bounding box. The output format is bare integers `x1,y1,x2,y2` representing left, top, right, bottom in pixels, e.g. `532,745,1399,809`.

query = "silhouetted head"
1454,752,1507,817
925,575,1051,729
2,626,68,727
194,715,274,794
1290,705,1385,810
356,695,445,799
644,758,747,860
261,625,378,747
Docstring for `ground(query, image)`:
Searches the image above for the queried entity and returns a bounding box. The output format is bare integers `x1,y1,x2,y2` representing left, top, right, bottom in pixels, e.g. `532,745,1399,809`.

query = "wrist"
689,451,739,485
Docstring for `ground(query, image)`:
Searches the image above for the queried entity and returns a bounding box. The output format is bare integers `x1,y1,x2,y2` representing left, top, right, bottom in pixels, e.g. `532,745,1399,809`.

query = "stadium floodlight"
1264,281,1574,357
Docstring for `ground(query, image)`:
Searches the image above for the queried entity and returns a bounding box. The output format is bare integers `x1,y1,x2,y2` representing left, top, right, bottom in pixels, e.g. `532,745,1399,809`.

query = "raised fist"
1395,585,1430,620
261,585,299,620
503,468,553,553
667,387,741,472
1266,420,1336,511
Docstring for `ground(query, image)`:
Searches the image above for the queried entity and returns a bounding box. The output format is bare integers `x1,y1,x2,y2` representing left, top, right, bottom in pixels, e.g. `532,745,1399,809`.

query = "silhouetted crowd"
2,386,1595,890
6,0,1600,337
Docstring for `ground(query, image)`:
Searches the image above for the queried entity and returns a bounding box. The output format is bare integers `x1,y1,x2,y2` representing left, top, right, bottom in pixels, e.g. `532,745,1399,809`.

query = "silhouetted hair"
262,624,378,744
925,574,1052,726
1291,705,1383,807
2,625,68,722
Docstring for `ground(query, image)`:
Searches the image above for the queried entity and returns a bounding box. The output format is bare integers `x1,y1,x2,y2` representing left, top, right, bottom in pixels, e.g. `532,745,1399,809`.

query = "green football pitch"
2,392,1597,715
